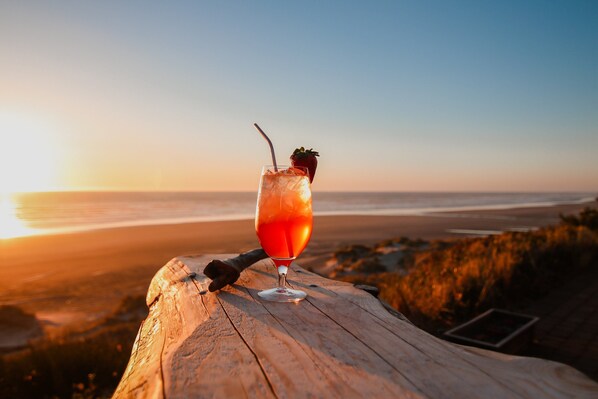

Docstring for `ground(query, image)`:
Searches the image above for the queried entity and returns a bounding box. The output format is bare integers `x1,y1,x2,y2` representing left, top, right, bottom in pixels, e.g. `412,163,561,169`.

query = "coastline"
7,193,594,239
0,201,594,331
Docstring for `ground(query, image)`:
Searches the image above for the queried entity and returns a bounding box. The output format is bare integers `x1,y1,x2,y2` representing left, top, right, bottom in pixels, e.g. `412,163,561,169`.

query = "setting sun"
0,112,62,193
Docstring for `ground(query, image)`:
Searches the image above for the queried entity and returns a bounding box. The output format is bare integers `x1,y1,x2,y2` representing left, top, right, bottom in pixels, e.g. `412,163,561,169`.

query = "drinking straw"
253,123,278,171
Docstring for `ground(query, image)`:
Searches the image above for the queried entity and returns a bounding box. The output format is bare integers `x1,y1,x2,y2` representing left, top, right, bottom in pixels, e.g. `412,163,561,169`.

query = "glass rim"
261,165,308,172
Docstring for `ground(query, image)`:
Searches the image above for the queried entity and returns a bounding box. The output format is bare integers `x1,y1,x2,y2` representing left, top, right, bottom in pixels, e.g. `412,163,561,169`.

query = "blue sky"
1,1,597,192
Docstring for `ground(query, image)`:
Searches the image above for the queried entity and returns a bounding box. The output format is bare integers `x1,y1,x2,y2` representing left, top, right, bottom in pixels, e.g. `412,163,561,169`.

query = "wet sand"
0,201,593,327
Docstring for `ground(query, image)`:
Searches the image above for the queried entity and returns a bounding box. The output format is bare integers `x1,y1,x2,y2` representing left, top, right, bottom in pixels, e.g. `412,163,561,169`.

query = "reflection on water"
1,191,594,239
0,194,36,239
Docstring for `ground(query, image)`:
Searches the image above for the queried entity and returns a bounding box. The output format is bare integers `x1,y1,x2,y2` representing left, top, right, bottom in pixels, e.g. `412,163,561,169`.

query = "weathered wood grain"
114,255,598,399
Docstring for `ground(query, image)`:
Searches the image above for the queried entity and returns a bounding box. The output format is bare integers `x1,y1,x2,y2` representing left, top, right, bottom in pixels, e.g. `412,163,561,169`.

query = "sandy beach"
0,201,593,329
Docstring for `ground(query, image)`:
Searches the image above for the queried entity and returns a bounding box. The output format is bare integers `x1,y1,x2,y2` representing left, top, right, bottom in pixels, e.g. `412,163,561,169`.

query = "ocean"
1,191,594,238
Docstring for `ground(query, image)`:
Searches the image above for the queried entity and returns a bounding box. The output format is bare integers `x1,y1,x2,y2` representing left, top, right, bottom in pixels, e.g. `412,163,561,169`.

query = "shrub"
560,206,598,231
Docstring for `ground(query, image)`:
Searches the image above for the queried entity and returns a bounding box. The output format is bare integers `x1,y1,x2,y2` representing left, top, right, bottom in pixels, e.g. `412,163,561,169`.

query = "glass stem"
278,270,287,290
275,260,291,291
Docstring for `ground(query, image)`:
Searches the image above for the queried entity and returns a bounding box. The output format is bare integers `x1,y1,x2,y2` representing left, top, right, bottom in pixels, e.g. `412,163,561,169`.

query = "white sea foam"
4,191,594,237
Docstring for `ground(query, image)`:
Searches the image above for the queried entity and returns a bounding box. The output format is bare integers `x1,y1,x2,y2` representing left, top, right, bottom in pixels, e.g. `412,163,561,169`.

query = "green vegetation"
0,296,146,399
331,207,598,333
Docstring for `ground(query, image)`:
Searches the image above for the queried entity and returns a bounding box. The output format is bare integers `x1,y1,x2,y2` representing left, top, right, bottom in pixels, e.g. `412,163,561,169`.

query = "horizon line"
4,189,597,195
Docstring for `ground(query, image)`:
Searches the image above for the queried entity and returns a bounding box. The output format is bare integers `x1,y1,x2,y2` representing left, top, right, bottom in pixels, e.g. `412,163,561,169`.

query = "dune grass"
333,207,598,333
0,296,146,399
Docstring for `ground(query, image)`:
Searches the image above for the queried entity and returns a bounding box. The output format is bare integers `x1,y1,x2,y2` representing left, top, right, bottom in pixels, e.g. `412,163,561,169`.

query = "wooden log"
114,255,598,398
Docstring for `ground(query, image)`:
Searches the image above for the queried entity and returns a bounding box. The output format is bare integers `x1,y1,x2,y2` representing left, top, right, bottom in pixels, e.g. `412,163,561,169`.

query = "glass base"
258,287,307,302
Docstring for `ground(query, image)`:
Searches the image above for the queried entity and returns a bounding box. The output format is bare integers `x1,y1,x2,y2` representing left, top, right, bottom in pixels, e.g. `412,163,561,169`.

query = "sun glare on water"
0,194,36,239
0,111,62,194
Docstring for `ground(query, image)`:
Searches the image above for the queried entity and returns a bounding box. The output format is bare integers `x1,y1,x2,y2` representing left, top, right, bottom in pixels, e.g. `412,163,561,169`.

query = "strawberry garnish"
290,147,319,183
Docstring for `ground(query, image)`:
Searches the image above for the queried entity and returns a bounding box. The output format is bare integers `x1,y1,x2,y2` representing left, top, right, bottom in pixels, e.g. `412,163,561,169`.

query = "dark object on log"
443,308,539,354
204,248,268,291
354,284,379,298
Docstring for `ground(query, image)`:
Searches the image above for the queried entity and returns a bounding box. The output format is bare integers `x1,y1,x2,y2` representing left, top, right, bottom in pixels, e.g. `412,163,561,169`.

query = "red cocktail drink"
255,165,312,301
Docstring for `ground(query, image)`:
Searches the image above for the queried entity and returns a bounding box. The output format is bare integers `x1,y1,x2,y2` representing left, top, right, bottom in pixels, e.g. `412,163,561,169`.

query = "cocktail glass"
255,165,313,302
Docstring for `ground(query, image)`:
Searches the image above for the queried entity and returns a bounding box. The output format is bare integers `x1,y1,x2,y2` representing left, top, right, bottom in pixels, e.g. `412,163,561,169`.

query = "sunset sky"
1,1,597,193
